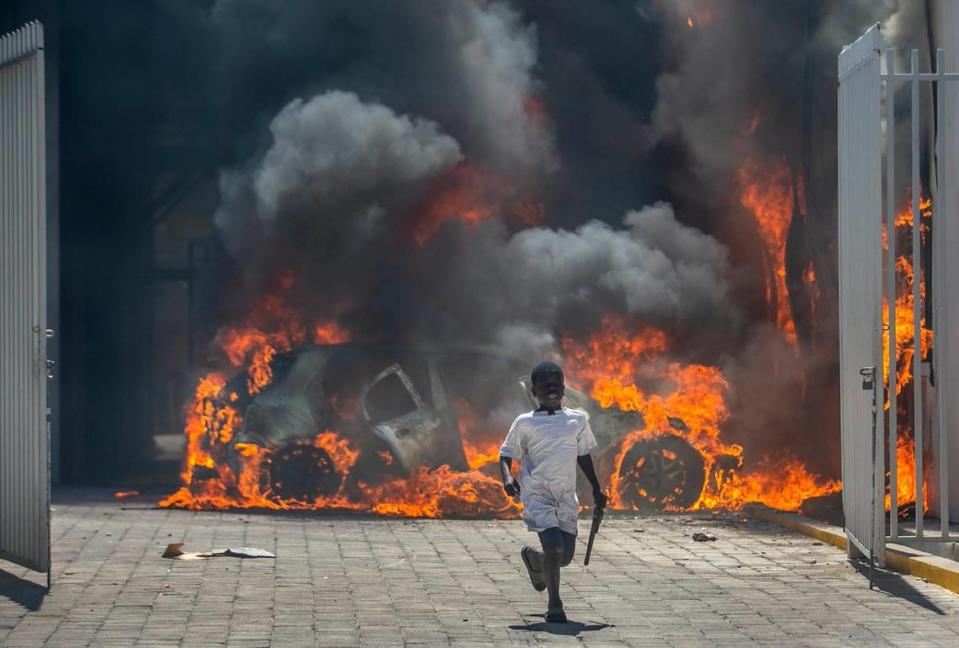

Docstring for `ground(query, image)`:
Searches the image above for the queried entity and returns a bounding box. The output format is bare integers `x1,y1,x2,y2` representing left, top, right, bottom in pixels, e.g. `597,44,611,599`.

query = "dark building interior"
3,1,222,487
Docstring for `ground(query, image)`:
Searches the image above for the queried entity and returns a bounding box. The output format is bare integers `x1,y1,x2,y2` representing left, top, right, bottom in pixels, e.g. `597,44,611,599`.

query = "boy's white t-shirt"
499,408,597,535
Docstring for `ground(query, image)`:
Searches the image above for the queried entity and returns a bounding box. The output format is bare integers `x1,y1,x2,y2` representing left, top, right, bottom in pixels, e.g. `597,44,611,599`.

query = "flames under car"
191,344,743,511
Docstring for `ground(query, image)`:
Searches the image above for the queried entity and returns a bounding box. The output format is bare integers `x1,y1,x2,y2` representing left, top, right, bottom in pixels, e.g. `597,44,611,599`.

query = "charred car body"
196,344,741,510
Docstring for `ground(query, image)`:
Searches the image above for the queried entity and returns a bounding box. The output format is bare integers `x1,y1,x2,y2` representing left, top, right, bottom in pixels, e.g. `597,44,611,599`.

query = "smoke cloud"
503,203,734,331
215,91,462,256
254,92,462,219
184,0,935,480
207,0,555,177
204,0,739,362
401,202,738,363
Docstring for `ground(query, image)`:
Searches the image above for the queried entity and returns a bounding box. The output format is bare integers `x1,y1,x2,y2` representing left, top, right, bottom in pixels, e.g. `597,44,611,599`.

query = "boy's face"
532,373,564,410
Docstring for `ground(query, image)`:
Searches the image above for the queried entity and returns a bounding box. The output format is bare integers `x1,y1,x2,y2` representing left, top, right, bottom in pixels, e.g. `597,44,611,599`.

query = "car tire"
617,434,706,510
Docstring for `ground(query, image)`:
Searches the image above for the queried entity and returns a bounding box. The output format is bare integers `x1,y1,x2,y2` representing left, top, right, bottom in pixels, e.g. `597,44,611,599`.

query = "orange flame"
409,163,544,245
454,398,502,470
214,294,313,397
880,194,934,512
314,431,360,475
164,287,839,514
161,312,522,516
681,4,715,29
177,372,232,483
886,432,929,512
882,196,934,396
701,456,841,511
564,316,839,512
737,157,798,347
410,164,508,246
365,466,520,519
314,321,352,345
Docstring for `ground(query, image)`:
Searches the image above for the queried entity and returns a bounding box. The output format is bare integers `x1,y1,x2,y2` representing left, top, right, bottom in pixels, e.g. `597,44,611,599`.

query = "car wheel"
617,434,706,510
268,443,341,502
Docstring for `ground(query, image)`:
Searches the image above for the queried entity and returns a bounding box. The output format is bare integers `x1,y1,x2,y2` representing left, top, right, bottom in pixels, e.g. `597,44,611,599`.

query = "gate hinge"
33,326,55,338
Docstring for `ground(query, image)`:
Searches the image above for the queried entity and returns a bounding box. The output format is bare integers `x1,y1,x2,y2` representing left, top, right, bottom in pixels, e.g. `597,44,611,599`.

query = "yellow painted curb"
749,506,848,551
747,506,959,596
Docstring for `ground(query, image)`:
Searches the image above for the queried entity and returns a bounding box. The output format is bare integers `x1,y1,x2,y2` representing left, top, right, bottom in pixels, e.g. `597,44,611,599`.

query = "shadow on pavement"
0,568,47,611
510,614,611,636
851,560,946,615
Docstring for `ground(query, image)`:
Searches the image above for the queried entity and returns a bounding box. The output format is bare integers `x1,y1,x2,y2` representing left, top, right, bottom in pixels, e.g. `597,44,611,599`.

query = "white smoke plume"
405,202,739,364
214,91,462,262
505,203,732,325
254,92,462,219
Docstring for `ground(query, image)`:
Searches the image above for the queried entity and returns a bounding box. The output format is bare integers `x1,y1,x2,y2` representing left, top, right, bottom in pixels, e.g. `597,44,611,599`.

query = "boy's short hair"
531,361,564,385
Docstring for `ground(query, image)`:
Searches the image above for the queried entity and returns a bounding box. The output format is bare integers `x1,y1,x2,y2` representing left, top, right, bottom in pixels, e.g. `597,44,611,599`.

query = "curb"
747,505,959,596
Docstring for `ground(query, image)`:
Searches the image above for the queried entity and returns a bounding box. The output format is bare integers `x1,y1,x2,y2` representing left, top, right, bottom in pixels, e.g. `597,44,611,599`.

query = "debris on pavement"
163,543,204,559
692,532,717,542
163,543,188,558
162,543,276,560
223,547,275,558
114,490,140,498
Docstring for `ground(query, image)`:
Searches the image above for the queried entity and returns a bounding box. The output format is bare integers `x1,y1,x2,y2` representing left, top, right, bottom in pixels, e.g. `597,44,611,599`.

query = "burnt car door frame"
360,360,468,472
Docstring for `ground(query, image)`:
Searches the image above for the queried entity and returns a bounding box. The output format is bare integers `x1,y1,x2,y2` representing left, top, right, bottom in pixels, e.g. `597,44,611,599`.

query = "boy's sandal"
545,608,568,623
520,546,547,591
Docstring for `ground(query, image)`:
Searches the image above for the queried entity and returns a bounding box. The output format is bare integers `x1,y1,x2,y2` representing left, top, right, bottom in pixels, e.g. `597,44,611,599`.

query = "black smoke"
169,0,930,478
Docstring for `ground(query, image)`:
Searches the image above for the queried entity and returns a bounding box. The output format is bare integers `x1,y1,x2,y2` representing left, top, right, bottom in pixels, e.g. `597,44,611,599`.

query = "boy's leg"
559,530,576,567
538,528,567,622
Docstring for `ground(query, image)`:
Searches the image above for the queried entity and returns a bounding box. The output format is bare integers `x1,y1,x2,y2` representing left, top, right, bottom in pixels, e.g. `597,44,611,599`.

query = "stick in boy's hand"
583,496,606,566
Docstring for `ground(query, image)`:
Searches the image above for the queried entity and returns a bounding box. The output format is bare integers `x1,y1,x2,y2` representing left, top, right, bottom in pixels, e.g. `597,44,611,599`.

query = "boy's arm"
577,454,608,508
499,456,520,497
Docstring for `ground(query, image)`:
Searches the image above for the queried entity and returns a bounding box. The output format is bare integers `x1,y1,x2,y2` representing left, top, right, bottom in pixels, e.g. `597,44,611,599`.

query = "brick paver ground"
2,489,959,647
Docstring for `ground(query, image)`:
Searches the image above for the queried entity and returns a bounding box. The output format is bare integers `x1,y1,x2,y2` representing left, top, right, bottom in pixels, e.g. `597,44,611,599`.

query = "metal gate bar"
935,47,950,538
911,48,924,539
885,48,898,540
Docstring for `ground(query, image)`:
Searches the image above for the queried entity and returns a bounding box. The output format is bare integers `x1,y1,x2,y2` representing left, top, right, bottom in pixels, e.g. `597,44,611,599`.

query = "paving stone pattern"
2,490,959,646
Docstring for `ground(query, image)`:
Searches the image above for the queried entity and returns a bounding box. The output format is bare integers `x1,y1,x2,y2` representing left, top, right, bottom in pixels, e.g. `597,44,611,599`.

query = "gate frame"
838,23,886,567
839,24,959,556
0,20,51,586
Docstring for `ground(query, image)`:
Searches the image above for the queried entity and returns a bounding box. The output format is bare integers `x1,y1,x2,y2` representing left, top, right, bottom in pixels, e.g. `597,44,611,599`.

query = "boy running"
498,361,608,623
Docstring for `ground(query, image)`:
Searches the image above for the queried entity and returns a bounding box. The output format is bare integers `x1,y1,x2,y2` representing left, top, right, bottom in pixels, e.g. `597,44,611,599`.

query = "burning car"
182,343,741,512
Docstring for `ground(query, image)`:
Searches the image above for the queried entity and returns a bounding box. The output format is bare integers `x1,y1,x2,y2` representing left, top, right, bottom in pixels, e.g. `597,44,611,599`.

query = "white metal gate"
838,24,885,566
883,36,958,547
0,21,51,580
840,23,959,555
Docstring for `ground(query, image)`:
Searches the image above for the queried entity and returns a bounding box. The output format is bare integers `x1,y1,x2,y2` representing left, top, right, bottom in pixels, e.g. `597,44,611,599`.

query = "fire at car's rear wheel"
269,444,341,502
618,434,706,510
